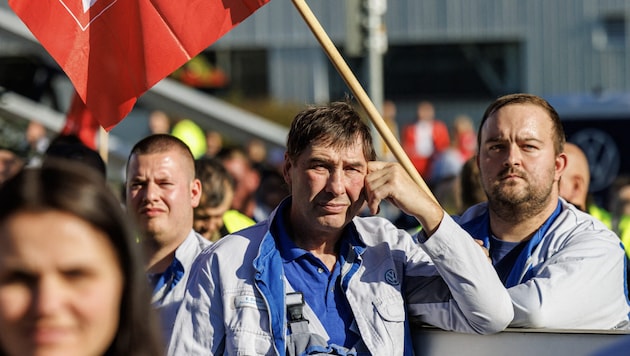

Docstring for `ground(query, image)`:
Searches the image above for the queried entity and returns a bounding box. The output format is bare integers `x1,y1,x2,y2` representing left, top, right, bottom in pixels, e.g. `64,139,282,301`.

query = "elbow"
471,311,513,335
510,307,549,328
469,298,514,334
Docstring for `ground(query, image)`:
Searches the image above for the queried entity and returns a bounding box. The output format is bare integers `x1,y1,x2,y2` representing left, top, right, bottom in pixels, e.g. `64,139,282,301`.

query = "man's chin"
316,215,351,230
492,190,529,205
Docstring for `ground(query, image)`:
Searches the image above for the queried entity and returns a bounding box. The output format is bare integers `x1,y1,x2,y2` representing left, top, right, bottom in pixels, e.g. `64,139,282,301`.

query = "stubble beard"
486,175,553,223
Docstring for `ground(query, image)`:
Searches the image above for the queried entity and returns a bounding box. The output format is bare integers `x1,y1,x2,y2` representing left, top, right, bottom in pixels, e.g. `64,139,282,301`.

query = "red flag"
62,91,100,149
8,0,270,131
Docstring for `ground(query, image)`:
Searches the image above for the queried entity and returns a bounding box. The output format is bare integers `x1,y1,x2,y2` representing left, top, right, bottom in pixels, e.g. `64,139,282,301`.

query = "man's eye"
63,269,90,280
0,271,36,285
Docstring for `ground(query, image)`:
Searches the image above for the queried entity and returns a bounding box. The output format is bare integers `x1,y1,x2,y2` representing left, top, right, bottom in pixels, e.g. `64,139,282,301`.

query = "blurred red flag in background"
8,0,270,131
62,91,100,149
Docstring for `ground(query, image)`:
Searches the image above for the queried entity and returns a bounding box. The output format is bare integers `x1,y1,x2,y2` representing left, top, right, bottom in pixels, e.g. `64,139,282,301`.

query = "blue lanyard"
462,201,562,288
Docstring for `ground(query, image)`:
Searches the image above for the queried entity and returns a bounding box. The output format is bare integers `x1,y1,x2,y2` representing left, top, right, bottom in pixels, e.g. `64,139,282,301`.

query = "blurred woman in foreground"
0,159,163,356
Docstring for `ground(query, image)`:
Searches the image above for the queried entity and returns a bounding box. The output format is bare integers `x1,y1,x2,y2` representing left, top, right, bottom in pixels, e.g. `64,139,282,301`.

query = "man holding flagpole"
168,101,513,355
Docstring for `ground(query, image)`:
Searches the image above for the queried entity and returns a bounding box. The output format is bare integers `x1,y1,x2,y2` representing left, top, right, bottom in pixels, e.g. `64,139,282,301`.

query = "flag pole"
99,126,109,164
291,0,437,203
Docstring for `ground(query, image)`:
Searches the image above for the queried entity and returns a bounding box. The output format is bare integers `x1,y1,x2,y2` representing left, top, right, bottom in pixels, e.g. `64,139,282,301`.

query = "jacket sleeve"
507,225,629,329
406,214,513,334
167,248,225,355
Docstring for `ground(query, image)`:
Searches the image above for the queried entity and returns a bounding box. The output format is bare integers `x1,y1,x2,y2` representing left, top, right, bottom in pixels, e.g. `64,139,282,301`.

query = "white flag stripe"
82,0,98,13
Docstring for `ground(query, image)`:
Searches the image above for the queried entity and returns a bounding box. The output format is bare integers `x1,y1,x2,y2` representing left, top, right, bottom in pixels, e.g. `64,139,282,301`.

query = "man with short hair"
125,134,211,343
455,94,629,329
169,101,513,355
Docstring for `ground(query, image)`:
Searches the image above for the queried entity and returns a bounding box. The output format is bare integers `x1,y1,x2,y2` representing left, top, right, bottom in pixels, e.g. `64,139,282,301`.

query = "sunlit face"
0,211,124,356
126,151,201,246
193,186,234,241
283,138,368,240
478,104,565,217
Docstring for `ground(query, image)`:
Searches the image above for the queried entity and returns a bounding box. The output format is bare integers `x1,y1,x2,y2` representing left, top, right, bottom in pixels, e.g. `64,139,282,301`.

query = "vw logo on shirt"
385,269,400,286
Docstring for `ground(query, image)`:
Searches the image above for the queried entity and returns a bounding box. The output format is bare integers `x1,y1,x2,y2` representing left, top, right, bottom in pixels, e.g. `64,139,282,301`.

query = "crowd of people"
0,93,629,355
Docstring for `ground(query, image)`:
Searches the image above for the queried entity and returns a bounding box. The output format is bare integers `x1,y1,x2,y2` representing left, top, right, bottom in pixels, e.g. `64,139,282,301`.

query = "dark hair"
459,156,486,213
195,157,235,208
44,134,107,177
477,93,566,155
286,101,376,162
0,160,163,356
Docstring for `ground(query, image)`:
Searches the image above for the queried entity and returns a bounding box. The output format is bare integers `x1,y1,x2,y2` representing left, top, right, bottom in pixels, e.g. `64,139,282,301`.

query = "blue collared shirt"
149,230,211,342
273,207,360,348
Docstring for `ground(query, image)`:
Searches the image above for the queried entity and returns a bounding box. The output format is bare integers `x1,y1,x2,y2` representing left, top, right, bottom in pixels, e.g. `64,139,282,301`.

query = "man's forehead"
484,105,552,131
305,141,367,160
128,151,192,175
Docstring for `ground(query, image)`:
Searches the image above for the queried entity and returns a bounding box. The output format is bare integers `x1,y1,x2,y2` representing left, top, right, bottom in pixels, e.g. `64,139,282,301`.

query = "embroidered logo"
385,269,399,286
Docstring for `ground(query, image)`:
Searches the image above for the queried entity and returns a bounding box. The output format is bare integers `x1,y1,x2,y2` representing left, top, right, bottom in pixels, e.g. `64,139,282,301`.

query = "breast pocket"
373,292,406,323
367,292,406,355
225,293,275,355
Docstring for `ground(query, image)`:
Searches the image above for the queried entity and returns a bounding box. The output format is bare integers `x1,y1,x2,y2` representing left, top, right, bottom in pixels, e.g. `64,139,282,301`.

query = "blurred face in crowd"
0,149,24,185
193,184,234,241
478,103,565,220
222,154,259,214
126,149,201,247
148,111,170,135
283,137,368,241
205,131,223,158
0,210,123,356
558,143,590,211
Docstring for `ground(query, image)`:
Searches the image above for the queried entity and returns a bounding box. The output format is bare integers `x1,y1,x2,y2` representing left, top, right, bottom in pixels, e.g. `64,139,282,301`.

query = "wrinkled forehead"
300,138,369,163
331,133,369,154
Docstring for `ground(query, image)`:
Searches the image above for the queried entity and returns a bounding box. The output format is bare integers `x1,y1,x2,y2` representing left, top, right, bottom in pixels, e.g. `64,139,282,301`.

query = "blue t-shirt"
490,235,527,285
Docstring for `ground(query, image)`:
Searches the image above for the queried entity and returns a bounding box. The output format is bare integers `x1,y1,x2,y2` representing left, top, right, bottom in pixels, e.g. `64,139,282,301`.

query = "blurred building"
199,0,630,125
2,0,630,186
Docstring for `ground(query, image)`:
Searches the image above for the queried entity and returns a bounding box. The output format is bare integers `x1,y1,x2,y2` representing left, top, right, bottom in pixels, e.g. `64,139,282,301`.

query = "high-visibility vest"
588,203,612,229
617,215,630,259
222,209,255,235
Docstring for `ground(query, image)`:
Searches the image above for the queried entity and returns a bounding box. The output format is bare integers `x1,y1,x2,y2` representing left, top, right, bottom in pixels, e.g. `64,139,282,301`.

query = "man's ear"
555,152,568,182
282,152,292,186
191,178,202,208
